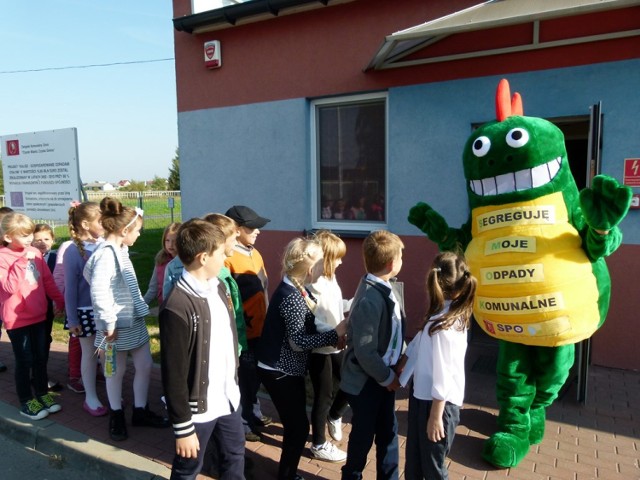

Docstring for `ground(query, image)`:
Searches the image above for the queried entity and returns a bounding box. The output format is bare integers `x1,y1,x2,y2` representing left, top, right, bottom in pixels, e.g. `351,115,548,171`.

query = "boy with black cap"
224,205,272,441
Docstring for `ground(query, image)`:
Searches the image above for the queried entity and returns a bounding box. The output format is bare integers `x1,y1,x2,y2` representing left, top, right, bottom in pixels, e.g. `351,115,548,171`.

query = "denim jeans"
7,321,49,403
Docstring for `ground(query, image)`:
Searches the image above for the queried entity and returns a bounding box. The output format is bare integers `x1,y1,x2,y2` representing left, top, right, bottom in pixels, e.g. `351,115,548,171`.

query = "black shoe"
48,380,63,392
109,408,128,441
0,361,7,373
132,405,170,428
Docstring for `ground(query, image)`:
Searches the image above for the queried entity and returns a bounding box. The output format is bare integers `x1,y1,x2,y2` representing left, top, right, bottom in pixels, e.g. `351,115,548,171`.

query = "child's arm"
427,399,446,442
143,267,158,304
63,248,83,331
349,297,395,386
40,256,64,310
87,249,118,335
159,306,196,450
283,295,338,350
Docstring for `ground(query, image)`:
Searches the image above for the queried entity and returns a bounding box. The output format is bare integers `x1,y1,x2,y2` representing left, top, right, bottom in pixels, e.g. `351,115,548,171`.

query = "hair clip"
433,267,442,272
125,207,145,229
70,200,81,208
134,207,144,217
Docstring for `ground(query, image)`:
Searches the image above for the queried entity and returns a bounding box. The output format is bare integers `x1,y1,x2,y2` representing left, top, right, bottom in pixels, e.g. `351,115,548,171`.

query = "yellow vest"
466,192,599,346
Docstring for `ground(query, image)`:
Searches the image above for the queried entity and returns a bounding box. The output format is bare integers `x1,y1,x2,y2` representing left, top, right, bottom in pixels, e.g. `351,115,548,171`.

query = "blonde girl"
143,221,181,305
61,201,108,416
307,230,350,462
256,237,348,480
0,213,65,420
402,252,477,480
83,197,168,441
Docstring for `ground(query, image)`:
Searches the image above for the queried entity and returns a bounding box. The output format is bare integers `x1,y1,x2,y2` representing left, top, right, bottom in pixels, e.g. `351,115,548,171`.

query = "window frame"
310,92,389,233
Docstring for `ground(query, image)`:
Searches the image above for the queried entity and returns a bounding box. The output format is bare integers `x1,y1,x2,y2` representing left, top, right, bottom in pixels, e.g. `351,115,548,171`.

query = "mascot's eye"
472,136,491,157
506,128,529,148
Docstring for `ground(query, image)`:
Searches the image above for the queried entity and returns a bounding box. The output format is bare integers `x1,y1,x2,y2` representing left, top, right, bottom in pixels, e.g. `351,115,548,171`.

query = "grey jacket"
340,275,406,395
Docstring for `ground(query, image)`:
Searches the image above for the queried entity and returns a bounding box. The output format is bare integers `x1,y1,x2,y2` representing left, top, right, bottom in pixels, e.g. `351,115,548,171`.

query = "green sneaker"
20,398,49,420
38,393,62,413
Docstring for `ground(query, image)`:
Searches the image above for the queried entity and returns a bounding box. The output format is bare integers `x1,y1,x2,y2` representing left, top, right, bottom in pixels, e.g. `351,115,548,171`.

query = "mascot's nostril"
506,155,513,162
488,159,495,166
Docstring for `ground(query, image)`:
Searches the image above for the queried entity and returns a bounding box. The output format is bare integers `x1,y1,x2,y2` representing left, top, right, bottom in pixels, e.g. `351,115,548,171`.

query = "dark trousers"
342,378,399,480
405,395,460,480
309,351,349,445
7,321,49,403
170,409,245,480
258,367,308,480
238,339,261,428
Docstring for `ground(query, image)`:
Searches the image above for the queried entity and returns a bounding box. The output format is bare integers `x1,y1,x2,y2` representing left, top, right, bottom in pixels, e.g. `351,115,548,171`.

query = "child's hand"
386,373,401,392
336,335,347,350
176,433,200,458
335,319,348,337
104,329,118,342
427,414,445,442
69,325,82,336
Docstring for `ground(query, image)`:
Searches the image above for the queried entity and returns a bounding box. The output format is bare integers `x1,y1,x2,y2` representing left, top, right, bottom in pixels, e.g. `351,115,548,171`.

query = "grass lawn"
51,227,165,364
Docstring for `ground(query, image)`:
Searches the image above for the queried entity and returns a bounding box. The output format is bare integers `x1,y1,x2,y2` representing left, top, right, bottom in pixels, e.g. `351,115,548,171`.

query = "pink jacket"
0,245,64,330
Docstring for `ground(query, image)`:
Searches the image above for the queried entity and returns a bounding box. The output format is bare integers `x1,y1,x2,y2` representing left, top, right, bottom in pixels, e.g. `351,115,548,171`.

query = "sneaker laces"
25,398,44,413
39,392,59,406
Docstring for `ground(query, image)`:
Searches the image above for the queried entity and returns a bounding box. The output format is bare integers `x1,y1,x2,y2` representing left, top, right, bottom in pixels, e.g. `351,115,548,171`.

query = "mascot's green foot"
529,408,546,444
482,432,530,468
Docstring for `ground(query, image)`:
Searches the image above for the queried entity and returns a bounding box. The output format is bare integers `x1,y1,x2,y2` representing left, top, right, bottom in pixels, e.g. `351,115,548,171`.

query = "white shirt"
401,302,467,406
182,271,240,423
308,275,351,354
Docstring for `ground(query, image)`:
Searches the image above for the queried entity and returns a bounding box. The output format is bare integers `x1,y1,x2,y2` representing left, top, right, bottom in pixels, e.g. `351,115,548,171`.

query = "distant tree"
0,158,4,196
120,180,148,192
149,175,168,191
168,148,180,191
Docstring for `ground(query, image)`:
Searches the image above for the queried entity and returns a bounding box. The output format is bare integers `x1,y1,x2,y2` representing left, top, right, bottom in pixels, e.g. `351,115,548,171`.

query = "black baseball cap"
225,205,270,229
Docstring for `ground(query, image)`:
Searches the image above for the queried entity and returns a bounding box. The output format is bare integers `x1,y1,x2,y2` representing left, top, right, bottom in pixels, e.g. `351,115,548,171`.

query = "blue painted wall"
178,59,640,243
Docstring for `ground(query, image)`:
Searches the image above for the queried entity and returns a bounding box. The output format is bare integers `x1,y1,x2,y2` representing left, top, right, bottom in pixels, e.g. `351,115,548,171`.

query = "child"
257,237,347,480
160,218,245,479
83,197,168,441
143,221,181,305
62,202,108,416
224,205,272,440
32,223,62,391
0,212,65,419
340,230,405,480
401,252,477,480
163,213,247,357
308,230,351,462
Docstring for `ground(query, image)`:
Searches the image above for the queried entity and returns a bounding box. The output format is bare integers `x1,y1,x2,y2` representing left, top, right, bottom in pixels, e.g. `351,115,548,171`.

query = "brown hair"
422,251,477,336
34,223,55,240
155,222,182,266
68,202,101,260
176,218,226,265
1,212,35,246
362,230,404,274
99,197,140,235
314,230,346,279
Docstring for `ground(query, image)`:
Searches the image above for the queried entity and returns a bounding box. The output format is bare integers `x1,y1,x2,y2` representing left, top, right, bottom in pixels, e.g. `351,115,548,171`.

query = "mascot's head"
463,79,578,209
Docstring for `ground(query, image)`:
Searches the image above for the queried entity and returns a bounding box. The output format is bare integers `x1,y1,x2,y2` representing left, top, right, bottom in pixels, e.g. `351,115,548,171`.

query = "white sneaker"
327,415,343,442
310,441,347,463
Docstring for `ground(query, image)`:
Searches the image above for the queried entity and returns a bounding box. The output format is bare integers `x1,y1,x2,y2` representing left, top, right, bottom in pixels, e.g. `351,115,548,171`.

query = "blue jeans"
170,409,245,480
342,378,399,480
7,321,49,403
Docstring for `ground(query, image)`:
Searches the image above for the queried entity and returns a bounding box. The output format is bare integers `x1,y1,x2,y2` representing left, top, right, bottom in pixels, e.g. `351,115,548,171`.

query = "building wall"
173,0,640,369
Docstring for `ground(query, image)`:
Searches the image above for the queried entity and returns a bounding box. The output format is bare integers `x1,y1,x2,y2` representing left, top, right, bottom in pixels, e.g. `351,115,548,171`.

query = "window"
311,93,387,231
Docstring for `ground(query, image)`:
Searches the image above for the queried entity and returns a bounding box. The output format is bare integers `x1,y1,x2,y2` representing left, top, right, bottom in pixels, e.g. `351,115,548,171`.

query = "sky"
0,1,178,184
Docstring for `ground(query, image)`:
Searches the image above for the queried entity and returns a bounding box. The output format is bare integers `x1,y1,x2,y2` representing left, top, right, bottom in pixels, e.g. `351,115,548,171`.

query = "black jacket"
159,276,238,438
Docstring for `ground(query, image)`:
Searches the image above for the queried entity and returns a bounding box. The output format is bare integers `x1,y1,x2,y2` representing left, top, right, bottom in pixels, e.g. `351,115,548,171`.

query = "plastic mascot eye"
505,128,529,148
472,136,491,157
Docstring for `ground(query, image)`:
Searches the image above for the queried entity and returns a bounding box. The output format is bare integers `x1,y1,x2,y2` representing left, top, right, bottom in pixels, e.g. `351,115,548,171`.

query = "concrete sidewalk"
0,335,638,479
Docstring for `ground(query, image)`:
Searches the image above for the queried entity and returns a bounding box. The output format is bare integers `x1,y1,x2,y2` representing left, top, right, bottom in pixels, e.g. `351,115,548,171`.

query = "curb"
0,400,170,480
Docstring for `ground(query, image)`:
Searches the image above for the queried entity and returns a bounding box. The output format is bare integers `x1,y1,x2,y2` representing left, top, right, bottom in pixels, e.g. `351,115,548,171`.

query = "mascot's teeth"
470,157,561,196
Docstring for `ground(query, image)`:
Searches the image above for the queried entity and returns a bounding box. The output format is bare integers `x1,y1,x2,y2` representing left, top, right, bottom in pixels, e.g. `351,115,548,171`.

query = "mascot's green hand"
408,202,451,245
579,175,632,231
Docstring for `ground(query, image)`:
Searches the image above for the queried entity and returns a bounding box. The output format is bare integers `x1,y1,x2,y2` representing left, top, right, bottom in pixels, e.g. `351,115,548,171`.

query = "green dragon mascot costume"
408,79,632,468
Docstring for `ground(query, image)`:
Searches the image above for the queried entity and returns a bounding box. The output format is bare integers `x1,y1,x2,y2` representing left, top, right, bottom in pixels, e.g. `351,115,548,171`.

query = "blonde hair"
282,237,322,283
155,222,182,265
314,230,346,279
68,201,101,260
1,213,35,246
423,251,477,335
202,213,237,239
362,230,404,274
